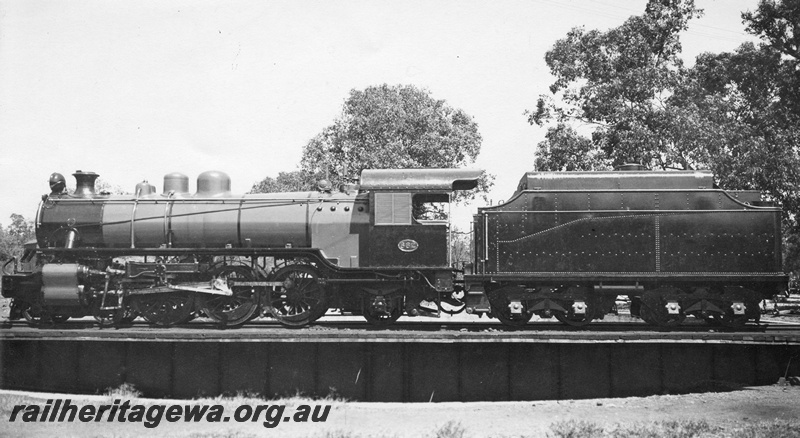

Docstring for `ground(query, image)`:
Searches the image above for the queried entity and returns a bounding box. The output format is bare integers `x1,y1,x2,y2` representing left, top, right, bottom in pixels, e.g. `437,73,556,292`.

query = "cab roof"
360,168,483,191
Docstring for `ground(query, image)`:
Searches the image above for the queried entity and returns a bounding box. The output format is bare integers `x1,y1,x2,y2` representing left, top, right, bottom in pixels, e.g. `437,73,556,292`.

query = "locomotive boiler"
1,165,789,329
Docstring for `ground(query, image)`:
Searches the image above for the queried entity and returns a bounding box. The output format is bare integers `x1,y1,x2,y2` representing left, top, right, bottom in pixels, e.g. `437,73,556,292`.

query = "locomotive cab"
359,169,482,269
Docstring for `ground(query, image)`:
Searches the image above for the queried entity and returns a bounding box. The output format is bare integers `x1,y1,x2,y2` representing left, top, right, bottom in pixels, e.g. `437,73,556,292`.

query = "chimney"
73,170,99,198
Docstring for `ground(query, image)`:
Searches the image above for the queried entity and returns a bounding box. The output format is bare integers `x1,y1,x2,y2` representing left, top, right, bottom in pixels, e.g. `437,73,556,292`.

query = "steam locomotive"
1,166,788,328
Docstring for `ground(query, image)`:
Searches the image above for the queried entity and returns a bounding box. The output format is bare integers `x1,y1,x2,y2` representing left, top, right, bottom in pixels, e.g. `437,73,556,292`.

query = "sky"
0,0,762,229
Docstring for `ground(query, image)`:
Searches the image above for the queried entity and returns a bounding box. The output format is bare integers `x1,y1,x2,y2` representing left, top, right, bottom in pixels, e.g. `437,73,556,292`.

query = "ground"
0,385,799,437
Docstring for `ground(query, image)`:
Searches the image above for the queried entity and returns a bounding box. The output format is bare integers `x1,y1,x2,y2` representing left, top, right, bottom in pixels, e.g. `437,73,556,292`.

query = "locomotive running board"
125,284,238,296
232,281,284,288
128,281,285,296
165,284,233,296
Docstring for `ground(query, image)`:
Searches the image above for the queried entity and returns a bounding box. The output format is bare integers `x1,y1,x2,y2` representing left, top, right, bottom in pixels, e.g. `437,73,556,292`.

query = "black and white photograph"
0,0,798,436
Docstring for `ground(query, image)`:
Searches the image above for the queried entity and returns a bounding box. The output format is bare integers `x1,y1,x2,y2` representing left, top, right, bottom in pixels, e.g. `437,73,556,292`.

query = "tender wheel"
718,310,748,328
133,292,195,327
553,304,592,327
269,264,327,328
640,302,686,327
362,293,403,326
201,265,260,327
490,302,532,327
487,286,532,327
639,290,687,327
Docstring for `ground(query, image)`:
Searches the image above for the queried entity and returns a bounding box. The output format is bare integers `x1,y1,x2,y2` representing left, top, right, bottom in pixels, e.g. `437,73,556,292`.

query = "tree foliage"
251,84,492,199
249,170,317,193
0,214,35,262
529,0,703,171
529,0,800,276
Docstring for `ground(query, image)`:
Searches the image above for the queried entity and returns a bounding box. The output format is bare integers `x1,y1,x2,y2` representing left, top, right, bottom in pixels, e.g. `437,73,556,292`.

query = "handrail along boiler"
1,166,788,328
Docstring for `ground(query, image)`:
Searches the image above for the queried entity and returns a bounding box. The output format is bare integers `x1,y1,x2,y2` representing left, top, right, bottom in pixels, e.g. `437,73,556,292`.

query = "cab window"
374,192,450,225
413,193,449,223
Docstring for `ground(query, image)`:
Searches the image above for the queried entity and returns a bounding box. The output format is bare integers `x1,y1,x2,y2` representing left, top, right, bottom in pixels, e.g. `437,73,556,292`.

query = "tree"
301,84,491,198
251,84,491,197
528,0,800,277
0,214,35,262
691,0,800,278
95,177,129,195
249,170,317,193
450,226,473,269
686,42,800,216
528,0,703,171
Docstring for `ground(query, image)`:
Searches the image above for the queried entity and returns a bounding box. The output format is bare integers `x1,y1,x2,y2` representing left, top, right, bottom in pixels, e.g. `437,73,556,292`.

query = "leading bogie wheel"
21,305,43,325
269,264,327,328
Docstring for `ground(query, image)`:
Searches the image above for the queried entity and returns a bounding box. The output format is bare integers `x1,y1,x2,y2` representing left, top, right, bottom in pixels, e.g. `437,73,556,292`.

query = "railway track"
2,315,799,341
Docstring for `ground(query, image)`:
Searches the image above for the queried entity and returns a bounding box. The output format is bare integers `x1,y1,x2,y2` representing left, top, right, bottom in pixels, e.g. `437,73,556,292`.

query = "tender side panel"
481,189,783,276
659,211,779,273
492,212,655,274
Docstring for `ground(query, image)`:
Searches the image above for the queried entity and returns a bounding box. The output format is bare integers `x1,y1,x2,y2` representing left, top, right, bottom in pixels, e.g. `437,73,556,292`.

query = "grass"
546,419,800,438
434,421,467,438
105,382,142,399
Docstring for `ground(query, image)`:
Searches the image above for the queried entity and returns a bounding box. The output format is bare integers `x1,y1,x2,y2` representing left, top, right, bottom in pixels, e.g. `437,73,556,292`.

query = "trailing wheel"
362,292,403,326
269,264,327,328
201,265,260,327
